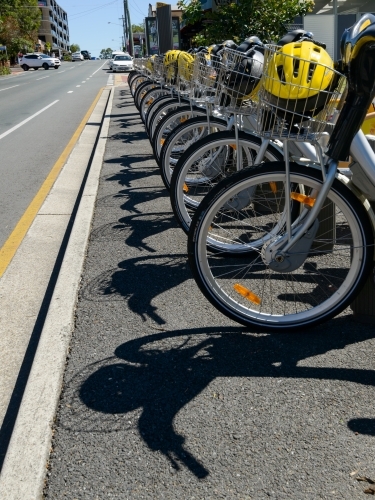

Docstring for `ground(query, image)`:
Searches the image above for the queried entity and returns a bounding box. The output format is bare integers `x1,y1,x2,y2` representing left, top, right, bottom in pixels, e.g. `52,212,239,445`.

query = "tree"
0,0,40,58
70,43,80,53
100,47,113,58
132,24,144,33
177,0,314,45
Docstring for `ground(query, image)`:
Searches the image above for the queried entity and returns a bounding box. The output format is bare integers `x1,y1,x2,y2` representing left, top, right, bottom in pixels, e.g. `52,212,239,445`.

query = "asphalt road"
44,83,375,499
0,60,109,249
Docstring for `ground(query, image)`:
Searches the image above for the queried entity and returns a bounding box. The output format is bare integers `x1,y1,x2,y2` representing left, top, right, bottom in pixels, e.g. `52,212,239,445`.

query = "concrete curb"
0,87,114,499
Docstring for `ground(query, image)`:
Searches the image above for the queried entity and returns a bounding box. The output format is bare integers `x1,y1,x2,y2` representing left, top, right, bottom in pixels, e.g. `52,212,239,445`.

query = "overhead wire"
68,0,119,20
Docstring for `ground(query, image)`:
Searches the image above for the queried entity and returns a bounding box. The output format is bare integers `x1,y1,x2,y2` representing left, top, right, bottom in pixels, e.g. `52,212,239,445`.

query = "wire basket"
133,57,148,74
150,55,164,81
215,47,263,115
190,52,218,103
255,44,346,140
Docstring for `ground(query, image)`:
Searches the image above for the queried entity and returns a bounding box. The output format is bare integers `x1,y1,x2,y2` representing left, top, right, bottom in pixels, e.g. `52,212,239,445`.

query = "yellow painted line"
0,87,105,278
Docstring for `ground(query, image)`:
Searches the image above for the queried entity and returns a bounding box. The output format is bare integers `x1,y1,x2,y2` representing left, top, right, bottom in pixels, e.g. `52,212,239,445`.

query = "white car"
72,52,84,61
20,53,61,71
111,55,133,72
107,51,129,70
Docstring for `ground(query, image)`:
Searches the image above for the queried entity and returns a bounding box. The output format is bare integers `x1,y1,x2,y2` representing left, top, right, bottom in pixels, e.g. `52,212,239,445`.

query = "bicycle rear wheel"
188,162,374,331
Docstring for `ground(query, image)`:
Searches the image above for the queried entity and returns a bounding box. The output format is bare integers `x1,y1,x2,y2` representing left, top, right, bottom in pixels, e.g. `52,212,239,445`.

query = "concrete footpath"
2,77,375,499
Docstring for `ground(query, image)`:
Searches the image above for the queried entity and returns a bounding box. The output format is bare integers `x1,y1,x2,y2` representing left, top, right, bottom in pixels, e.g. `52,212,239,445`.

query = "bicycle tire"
145,95,178,134
148,97,190,141
139,87,170,123
130,75,148,96
127,70,139,86
159,116,228,190
188,161,374,331
152,106,207,164
170,131,283,234
134,81,159,110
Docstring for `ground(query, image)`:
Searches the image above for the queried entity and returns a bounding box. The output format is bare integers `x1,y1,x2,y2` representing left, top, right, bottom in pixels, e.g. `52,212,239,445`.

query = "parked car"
107,51,129,70
72,52,84,61
81,50,91,60
20,53,61,71
111,55,133,72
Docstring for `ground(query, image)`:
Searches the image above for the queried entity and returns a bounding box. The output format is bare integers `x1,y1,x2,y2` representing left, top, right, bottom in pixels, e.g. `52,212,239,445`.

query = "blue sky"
60,0,150,56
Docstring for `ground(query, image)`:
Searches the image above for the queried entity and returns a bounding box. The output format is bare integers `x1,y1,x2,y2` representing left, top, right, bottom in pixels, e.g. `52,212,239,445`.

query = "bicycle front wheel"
188,162,374,331
170,131,283,234
159,116,228,190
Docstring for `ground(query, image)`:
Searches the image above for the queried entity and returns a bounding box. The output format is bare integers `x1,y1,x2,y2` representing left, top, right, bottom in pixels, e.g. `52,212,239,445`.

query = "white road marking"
36,76,49,81
0,85,20,92
76,85,81,87
67,91,73,93
90,61,107,76
0,100,59,140
82,81,86,83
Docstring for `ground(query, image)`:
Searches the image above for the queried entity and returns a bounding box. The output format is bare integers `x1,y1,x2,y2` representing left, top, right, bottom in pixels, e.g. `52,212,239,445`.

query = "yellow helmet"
164,50,182,66
263,41,338,118
264,41,335,100
178,51,195,81
145,55,155,72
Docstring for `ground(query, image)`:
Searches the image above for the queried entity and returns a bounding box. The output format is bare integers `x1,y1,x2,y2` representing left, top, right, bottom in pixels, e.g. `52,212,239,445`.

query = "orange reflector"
180,117,187,123
183,183,189,193
269,182,277,193
233,284,261,305
290,192,316,207
229,144,237,150
160,138,165,145
146,99,153,105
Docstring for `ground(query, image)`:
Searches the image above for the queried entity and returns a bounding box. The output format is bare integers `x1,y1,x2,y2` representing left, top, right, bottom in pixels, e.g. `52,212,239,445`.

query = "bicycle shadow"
103,163,159,186
70,323,375,479
81,254,190,323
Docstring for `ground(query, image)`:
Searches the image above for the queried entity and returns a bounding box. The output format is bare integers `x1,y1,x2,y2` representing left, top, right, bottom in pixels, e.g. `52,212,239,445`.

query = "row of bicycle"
125,15,375,332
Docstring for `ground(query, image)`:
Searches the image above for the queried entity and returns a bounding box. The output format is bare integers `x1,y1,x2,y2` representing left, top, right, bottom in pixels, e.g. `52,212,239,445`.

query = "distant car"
107,51,129,70
81,50,91,60
111,54,133,72
20,53,60,71
72,52,84,61
90,56,97,60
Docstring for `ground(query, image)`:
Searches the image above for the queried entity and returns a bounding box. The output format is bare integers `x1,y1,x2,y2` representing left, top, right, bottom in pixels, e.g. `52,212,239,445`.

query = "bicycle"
187,14,375,331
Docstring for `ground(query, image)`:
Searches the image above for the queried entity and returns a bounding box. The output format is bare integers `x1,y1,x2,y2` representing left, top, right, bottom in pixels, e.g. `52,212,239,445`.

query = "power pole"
119,15,127,52
123,0,133,56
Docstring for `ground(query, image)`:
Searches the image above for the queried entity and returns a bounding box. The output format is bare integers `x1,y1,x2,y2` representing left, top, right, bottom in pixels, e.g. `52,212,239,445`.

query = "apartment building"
37,0,70,54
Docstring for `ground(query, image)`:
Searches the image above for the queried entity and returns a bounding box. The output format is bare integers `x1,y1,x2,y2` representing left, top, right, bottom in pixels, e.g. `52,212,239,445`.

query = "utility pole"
119,15,127,52
123,0,133,56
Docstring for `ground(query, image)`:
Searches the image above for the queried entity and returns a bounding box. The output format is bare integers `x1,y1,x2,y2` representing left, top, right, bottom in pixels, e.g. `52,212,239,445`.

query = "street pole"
119,15,127,52
123,0,129,52
123,0,133,56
